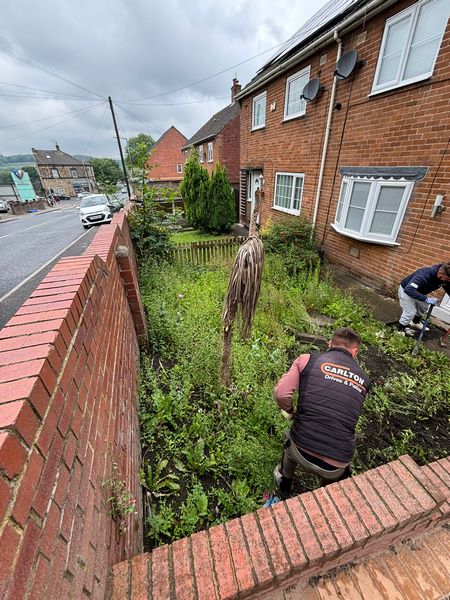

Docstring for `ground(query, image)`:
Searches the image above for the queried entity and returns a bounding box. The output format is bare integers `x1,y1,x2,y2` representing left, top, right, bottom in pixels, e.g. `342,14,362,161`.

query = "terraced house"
237,0,450,323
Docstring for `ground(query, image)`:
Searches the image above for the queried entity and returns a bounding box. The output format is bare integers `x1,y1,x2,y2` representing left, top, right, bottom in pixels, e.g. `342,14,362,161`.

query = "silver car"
0,199,9,213
79,194,113,229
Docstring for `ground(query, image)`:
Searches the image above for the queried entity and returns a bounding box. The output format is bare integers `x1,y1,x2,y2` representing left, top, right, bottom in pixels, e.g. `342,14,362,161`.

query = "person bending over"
273,327,370,500
397,263,450,336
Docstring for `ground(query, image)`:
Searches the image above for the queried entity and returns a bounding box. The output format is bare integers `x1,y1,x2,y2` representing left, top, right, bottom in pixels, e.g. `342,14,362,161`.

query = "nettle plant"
102,460,137,535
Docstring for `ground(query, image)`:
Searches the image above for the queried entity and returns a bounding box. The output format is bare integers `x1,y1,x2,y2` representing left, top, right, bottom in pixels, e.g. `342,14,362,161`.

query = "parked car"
79,194,113,229
77,192,91,199
0,199,9,213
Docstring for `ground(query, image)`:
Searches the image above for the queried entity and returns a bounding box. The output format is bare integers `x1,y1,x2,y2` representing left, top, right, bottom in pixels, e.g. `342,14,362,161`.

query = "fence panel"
171,236,246,263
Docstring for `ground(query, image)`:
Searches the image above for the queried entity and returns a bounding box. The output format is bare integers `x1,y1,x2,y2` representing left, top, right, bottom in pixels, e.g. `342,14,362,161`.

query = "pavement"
0,200,97,329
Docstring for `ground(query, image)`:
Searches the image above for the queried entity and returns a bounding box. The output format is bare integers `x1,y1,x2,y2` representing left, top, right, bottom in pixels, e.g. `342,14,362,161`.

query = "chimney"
231,78,241,102
55,143,60,151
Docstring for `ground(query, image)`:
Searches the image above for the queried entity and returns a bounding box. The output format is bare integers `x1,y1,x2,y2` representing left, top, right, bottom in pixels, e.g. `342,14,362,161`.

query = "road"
0,203,97,329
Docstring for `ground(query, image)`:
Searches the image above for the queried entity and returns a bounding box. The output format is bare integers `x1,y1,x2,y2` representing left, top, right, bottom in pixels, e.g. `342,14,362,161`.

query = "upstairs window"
71,169,78,177
207,142,213,162
273,172,304,215
198,145,204,163
177,163,182,173
51,169,59,178
284,66,310,120
372,0,449,94
333,177,414,244
252,91,266,130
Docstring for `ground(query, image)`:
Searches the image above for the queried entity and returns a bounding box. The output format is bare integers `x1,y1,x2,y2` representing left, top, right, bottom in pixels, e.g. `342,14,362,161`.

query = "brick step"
108,455,449,600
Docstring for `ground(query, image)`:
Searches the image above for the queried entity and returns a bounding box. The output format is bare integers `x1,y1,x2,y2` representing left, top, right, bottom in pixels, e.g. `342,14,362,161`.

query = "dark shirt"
401,263,450,302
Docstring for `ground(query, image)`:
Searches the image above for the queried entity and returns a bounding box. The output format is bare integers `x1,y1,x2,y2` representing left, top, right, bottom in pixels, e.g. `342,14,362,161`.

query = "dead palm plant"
221,190,264,386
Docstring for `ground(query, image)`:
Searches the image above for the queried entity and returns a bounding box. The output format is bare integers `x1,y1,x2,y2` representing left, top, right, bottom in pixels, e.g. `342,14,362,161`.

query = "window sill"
251,125,265,132
331,223,400,246
272,205,300,217
207,160,213,163
369,74,431,97
282,113,306,122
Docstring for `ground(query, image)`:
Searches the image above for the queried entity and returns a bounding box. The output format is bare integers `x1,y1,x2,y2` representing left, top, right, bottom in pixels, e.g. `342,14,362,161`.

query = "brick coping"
109,455,449,599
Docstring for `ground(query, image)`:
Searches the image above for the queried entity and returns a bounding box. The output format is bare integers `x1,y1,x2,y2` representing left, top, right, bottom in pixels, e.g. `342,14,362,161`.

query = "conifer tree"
207,163,236,233
180,149,207,227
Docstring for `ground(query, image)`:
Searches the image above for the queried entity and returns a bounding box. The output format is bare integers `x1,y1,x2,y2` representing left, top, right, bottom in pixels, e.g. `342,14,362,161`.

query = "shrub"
207,163,236,233
180,149,209,228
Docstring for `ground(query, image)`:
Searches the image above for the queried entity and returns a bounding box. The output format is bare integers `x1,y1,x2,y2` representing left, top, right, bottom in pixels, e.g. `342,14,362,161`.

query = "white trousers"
398,285,428,326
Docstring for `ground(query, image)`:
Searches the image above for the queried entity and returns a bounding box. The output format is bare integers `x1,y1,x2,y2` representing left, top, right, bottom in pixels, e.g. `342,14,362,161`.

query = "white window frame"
51,168,59,178
332,177,414,245
198,145,204,163
71,169,77,177
273,172,305,216
177,163,182,174
371,0,449,95
207,142,213,163
283,66,310,121
252,91,266,130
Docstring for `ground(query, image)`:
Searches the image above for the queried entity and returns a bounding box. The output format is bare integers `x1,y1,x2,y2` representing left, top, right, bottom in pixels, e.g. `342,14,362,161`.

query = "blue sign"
10,170,36,202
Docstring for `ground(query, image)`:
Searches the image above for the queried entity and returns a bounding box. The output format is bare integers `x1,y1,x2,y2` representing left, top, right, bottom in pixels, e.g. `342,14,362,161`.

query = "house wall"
38,164,96,197
240,0,450,290
147,127,187,184
0,214,145,599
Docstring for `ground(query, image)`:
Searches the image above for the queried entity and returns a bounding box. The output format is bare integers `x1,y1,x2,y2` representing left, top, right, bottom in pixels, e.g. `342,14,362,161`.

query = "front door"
246,170,262,224
433,293,450,325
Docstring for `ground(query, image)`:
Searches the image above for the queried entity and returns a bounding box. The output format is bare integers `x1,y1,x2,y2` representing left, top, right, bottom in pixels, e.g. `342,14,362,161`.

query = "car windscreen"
80,196,108,208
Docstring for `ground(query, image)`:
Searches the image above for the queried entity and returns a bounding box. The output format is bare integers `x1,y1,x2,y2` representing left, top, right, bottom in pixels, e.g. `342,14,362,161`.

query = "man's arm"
403,272,429,302
274,354,310,414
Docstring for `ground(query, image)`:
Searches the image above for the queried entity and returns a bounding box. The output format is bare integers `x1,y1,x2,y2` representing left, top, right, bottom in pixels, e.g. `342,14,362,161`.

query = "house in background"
237,0,450,323
147,126,187,194
182,79,241,197
32,144,96,197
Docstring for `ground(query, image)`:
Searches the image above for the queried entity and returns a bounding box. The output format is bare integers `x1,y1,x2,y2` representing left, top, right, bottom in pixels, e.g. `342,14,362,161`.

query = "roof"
153,126,187,148
238,0,376,99
32,147,88,166
182,102,240,149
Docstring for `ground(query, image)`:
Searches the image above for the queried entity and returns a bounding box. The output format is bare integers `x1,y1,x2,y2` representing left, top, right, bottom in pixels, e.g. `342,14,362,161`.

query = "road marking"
0,229,91,304
0,211,75,238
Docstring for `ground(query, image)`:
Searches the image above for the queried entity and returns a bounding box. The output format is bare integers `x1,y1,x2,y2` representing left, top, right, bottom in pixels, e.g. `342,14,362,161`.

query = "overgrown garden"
133,216,450,550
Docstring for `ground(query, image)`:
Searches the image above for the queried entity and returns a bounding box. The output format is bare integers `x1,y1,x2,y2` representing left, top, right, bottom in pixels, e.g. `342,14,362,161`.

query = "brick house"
147,126,188,192
182,79,241,194
32,144,97,197
237,0,450,323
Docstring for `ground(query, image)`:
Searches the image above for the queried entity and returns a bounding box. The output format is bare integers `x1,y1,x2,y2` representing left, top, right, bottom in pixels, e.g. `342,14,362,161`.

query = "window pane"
253,95,266,127
369,185,404,235
377,15,411,85
286,73,308,116
404,38,440,78
275,175,293,209
336,181,347,223
293,177,303,210
344,182,370,232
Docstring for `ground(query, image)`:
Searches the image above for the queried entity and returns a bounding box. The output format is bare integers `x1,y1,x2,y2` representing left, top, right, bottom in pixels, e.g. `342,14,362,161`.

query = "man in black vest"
273,327,370,500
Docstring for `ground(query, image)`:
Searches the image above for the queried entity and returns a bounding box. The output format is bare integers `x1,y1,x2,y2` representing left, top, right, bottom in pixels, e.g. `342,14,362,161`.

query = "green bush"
180,149,209,228
261,217,319,275
207,163,236,233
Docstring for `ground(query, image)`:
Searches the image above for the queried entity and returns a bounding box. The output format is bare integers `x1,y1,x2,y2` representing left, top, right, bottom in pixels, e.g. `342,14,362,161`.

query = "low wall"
0,213,146,599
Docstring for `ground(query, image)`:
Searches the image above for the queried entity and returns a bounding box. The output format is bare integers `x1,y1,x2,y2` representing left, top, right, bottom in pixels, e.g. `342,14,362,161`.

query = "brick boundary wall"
0,212,146,599
109,455,450,600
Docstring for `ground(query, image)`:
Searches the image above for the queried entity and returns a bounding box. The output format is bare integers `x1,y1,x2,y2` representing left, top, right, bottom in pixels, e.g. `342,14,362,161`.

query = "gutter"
236,0,393,101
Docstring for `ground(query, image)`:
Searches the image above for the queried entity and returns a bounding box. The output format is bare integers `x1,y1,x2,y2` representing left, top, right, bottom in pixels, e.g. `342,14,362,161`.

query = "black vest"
290,348,370,463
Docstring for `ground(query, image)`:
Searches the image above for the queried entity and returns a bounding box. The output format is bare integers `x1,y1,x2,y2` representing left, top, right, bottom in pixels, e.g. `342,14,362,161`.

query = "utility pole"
108,96,131,201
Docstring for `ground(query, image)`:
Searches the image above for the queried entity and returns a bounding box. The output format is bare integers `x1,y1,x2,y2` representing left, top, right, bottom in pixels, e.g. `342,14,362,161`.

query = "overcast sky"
0,0,329,159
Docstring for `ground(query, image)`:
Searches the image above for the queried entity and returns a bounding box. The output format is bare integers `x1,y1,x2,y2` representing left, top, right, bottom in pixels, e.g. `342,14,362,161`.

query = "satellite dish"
335,49,359,79
301,78,321,101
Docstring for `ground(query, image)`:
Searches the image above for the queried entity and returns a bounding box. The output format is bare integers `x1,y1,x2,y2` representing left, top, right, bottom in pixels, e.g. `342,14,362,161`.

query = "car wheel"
83,225,90,230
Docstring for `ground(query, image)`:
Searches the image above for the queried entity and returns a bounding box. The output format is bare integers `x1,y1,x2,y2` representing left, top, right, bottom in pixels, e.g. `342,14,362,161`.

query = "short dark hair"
439,263,450,277
330,327,361,349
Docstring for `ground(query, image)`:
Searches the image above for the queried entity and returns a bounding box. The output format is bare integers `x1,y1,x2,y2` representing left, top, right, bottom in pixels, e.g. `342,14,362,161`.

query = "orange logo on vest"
320,362,365,392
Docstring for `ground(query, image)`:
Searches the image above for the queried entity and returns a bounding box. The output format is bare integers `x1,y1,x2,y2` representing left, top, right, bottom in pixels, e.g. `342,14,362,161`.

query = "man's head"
328,327,361,358
438,263,450,282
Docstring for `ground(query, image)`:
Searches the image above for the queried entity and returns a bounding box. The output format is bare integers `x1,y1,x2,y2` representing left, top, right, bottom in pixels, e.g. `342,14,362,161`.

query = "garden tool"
411,304,433,356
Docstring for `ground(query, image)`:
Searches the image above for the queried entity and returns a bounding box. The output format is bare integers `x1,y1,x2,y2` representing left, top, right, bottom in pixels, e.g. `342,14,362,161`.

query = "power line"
0,102,104,144
0,103,107,130
114,103,166,134
84,104,108,156
0,44,105,101
0,80,94,100
120,95,229,107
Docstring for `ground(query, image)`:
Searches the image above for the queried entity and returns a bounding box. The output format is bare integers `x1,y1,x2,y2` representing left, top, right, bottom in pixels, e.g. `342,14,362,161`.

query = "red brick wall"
0,214,145,599
240,0,450,289
147,126,187,183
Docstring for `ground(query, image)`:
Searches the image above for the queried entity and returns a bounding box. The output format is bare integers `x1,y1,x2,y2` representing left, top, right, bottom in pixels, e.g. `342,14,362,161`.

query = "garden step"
108,455,446,599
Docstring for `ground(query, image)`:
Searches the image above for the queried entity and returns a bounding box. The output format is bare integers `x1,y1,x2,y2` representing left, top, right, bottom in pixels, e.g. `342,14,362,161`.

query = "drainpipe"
311,29,342,234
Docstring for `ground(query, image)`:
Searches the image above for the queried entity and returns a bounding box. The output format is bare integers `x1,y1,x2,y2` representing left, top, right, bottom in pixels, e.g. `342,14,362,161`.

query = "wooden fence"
171,236,246,264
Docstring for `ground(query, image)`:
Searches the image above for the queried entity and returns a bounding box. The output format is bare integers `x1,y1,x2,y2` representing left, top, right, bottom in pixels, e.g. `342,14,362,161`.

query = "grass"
138,253,450,550
170,230,233,244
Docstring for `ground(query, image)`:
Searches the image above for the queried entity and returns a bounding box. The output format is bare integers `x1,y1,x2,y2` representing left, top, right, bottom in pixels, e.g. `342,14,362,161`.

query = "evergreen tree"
180,149,209,228
207,163,236,233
